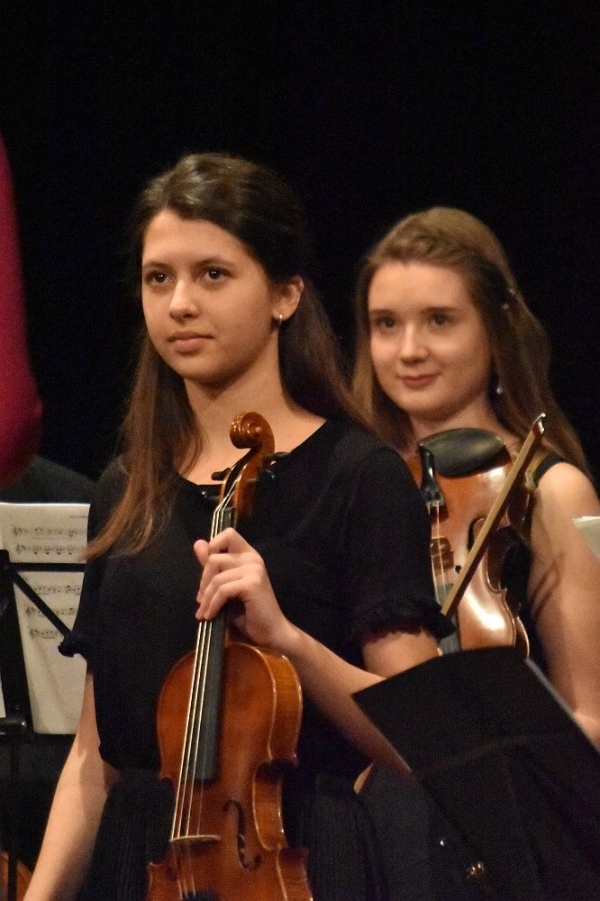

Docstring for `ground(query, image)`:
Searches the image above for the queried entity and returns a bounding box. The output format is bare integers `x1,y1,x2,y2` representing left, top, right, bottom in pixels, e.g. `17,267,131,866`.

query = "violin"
147,412,313,901
0,851,31,901
408,415,546,654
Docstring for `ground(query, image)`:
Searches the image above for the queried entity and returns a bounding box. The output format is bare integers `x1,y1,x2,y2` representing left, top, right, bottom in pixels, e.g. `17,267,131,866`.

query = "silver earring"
277,312,283,328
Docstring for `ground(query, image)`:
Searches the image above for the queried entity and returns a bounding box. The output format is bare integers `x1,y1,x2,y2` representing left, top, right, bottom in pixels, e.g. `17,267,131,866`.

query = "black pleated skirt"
79,769,389,901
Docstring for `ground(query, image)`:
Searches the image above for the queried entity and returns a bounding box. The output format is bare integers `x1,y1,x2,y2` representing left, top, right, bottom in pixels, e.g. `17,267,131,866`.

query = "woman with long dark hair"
25,156,451,901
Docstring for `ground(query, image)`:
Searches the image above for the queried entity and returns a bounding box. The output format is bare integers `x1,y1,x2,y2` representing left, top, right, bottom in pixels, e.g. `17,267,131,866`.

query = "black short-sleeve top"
63,419,452,780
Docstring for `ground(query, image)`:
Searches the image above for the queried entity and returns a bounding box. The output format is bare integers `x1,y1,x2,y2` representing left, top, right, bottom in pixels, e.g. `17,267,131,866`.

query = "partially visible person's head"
353,207,589,472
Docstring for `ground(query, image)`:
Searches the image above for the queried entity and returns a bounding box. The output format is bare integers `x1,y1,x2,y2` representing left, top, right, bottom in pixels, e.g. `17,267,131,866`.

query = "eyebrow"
141,255,233,269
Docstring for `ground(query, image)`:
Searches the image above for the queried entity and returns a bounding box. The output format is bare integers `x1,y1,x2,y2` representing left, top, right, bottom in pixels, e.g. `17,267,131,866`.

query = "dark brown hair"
90,152,366,556
352,206,590,473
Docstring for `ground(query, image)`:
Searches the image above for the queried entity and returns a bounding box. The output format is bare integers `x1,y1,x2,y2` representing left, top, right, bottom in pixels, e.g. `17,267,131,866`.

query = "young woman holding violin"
24,155,451,901
352,205,600,899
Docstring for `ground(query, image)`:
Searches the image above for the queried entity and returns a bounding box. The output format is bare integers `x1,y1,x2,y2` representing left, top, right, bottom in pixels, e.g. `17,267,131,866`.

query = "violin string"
190,619,212,835
429,501,446,609
173,488,227,836
173,478,238,901
172,617,205,839
171,458,253,895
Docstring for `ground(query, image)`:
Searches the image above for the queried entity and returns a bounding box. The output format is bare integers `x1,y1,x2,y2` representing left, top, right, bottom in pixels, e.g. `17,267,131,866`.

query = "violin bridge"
171,834,221,846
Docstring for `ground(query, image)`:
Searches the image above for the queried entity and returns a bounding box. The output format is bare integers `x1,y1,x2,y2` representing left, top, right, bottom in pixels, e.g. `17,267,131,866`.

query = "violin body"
407,432,535,655
0,851,31,900
147,634,312,901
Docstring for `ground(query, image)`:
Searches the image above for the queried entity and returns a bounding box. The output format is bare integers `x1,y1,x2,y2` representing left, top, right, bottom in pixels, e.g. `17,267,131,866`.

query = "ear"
272,275,304,324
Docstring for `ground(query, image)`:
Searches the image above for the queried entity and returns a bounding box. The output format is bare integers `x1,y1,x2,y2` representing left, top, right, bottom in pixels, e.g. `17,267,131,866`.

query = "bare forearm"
24,770,111,901
25,673,116,901
281,624,412,778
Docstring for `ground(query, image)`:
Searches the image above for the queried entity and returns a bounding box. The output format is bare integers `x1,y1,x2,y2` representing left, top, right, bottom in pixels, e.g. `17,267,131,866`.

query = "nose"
168,278,196,320
398,324,428,362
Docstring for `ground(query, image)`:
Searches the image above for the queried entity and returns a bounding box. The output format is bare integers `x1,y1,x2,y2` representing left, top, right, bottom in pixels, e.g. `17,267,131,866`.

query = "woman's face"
367,261,495,435
141,210,300,392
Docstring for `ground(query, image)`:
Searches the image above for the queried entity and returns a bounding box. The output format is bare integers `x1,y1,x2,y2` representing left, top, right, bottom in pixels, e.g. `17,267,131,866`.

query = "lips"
400,373,437,388
168,332,213,353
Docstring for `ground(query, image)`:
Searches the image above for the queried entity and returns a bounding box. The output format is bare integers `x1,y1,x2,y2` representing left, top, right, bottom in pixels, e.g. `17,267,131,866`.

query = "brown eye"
206,268,226,281
144,270,167,285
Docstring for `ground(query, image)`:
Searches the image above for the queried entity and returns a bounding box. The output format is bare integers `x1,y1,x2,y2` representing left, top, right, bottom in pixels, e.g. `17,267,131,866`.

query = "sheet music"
0,502,89,733
574,515,600,560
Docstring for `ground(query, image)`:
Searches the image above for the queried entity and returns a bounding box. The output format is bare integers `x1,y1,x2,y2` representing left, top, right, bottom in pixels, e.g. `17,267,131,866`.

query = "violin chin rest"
418,428,506,478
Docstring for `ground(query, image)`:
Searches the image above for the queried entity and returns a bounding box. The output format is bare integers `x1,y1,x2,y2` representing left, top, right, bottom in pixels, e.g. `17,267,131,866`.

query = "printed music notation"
12,543,82,558
10,524,82,537
0,502,88,564
0,502,89,734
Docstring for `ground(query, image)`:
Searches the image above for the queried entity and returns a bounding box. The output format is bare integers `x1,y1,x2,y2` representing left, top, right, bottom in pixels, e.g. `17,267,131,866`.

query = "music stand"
0,502,88,901
353,646,600,900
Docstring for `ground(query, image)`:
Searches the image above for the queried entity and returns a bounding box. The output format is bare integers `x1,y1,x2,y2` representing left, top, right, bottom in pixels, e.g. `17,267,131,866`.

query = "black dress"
62,418,452,901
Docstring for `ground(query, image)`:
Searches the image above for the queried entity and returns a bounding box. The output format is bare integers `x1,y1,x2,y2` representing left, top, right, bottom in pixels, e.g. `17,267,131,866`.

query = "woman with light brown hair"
353,206,600,899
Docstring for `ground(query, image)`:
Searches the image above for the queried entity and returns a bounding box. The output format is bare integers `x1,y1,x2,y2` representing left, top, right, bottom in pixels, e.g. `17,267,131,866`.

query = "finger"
206,527,250,555
197,553,245,609
196,570,247,620
194,539,209,566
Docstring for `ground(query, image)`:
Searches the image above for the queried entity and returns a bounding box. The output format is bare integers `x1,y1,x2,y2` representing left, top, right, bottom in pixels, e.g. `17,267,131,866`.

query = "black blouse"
63,419,452,782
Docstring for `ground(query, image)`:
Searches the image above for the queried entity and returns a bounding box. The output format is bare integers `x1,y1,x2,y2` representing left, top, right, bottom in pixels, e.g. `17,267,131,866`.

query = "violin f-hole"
223,799,262,870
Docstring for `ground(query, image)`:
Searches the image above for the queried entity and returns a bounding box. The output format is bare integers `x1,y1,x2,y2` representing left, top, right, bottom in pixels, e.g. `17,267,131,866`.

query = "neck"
181,370,324,482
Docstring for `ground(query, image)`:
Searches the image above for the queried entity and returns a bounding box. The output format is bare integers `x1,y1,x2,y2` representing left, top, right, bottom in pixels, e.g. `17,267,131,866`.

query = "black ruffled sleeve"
337,446,454,641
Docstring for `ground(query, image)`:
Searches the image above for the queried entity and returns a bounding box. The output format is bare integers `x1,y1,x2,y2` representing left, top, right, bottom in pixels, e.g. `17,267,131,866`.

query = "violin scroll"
223,412,275,522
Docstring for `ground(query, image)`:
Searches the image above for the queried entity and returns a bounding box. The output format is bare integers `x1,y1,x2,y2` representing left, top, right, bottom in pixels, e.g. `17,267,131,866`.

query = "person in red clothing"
0,132,43,488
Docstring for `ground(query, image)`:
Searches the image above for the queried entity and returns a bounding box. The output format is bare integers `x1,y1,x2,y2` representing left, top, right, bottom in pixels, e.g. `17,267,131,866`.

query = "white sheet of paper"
573,515,600,560
0,502,89,733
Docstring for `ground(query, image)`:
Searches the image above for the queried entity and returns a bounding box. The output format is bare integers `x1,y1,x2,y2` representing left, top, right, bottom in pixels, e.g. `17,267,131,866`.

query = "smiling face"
141,210,300,397
367,261,498,437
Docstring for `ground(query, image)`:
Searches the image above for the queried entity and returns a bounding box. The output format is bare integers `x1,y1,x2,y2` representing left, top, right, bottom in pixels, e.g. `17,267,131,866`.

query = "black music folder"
353,646,600,900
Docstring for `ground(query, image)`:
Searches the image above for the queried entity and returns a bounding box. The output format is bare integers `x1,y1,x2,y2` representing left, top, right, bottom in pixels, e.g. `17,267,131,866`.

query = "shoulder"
321,422,426,521
534,460,600,517
323,418,405,474
0,456,96,503
87,457,128,536
530,460,600,560
94,457,127,501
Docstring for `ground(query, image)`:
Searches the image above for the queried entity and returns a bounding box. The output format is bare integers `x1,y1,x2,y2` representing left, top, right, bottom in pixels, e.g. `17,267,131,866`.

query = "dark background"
2,3,598,482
